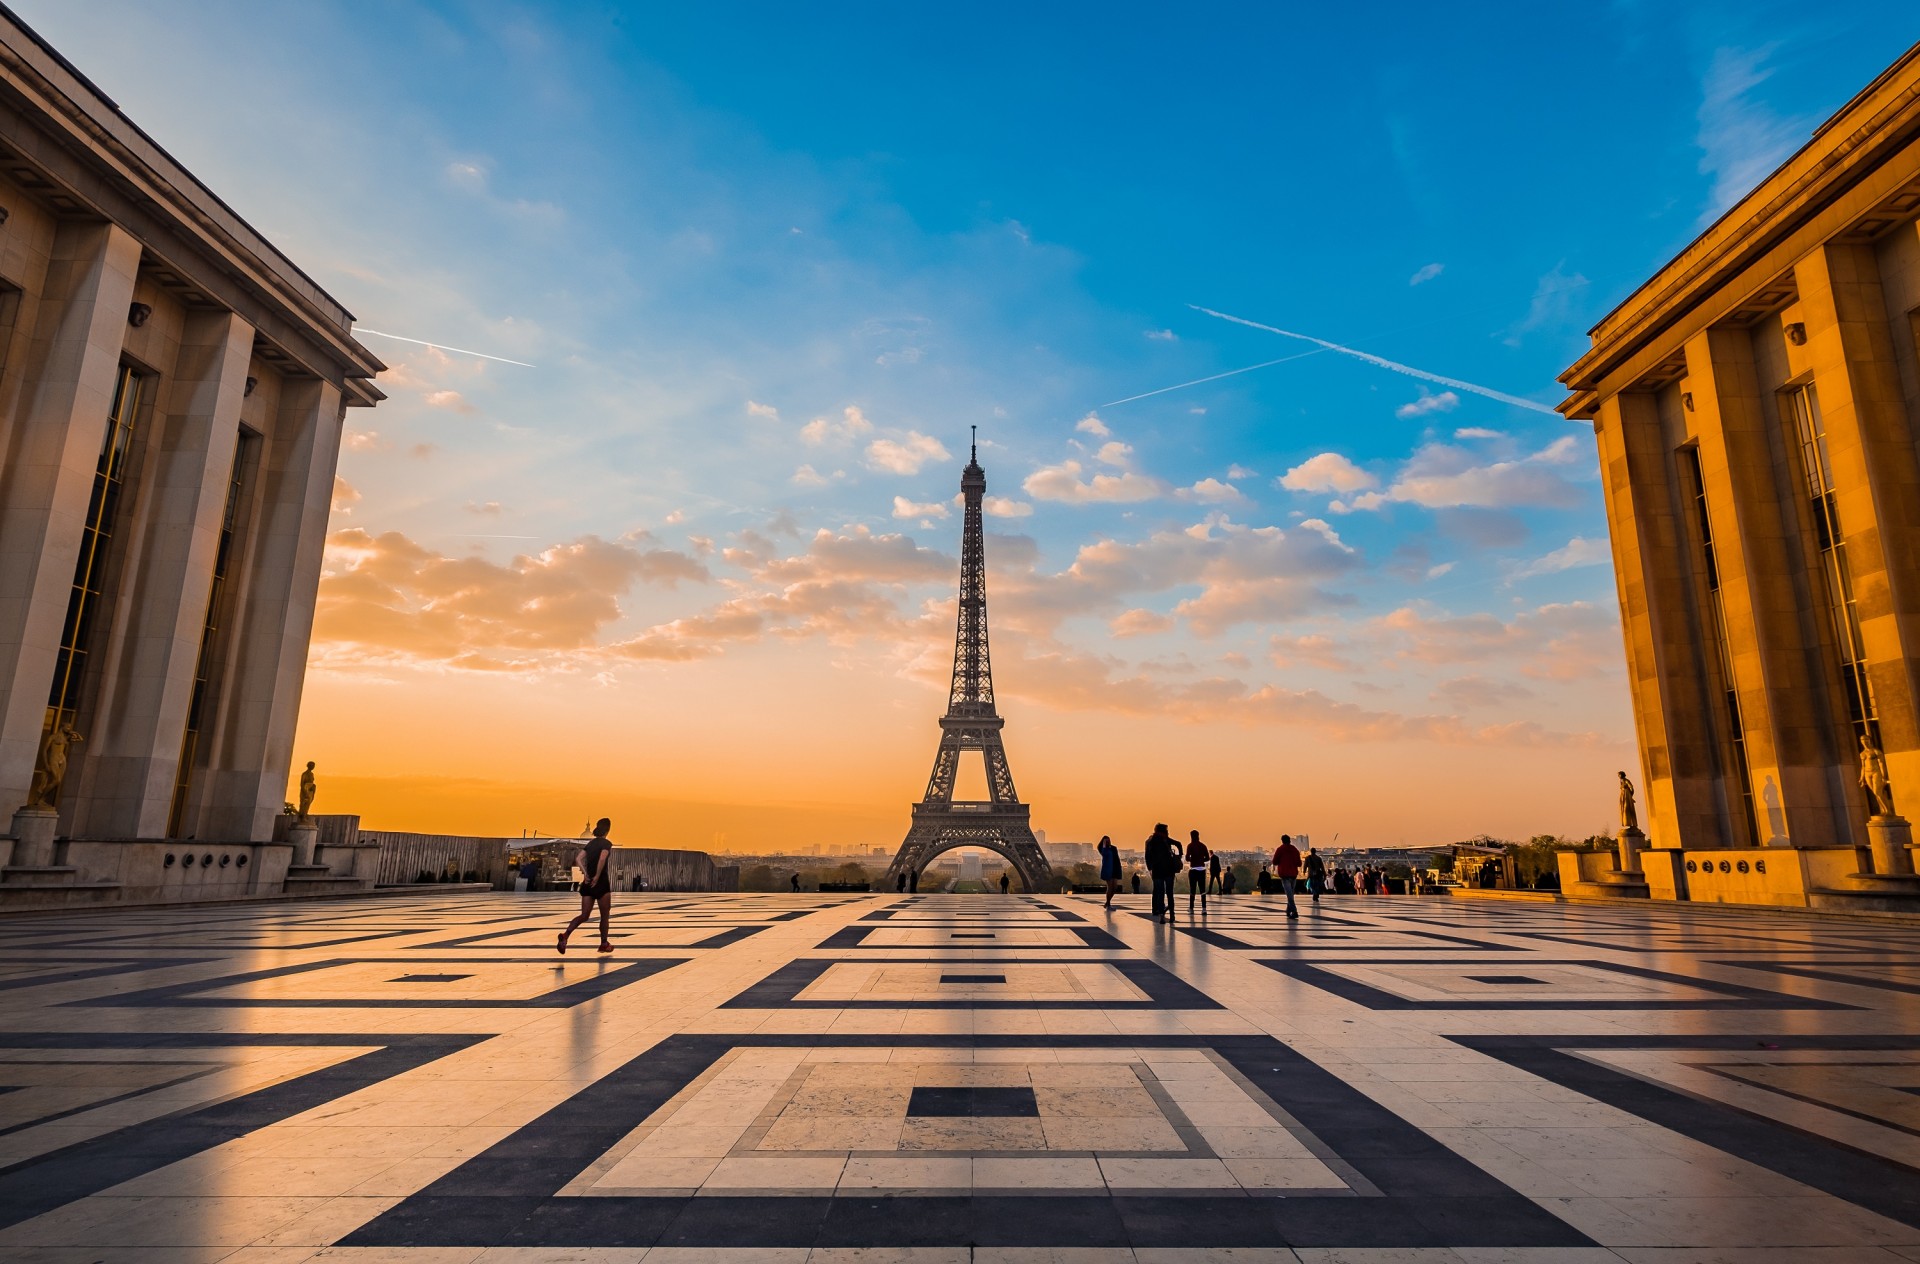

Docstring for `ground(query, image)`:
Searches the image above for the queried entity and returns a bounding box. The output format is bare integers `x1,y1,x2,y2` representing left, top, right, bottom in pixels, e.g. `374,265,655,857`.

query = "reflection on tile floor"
0,888,1917,1261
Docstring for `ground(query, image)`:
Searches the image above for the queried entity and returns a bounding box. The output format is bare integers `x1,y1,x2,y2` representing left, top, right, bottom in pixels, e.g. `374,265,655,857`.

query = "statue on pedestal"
1617,771,1639,833
297,761,317,822
1859,734,1894,818
25,719,82,810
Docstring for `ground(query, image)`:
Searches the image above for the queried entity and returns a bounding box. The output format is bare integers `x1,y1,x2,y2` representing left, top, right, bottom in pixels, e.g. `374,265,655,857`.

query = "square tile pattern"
0,888,1916,1260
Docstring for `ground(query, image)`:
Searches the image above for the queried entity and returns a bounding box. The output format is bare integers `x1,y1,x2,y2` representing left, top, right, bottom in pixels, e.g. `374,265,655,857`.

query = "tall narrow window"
1679,446,1759,846
41,365,143,791
1787,385,1878,748
169,432,252,838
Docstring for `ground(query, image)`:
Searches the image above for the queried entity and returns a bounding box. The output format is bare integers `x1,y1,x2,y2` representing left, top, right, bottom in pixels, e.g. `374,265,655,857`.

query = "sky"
20,2,1920,851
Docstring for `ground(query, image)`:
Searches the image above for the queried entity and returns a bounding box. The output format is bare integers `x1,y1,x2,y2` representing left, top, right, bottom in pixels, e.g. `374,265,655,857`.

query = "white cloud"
1697,45,1808,220
1278,453,1378,495
892,495,950,520
1453,427,1503,440
982,496,1033,518
865,431,950,475
1180,477,1245,504
746,400,779,420
330,476,360,514
1023,459,1168,504
1144,328,1178,341
1111,608,1174,637
1509,535,1611,581
1093,441,1134,467
1409,262,1445,286
1394,390,1459,419
1226,464,1255,479
1075,413,1111,438
800,405,875,446
791,464,829,488
1344,436,1590,512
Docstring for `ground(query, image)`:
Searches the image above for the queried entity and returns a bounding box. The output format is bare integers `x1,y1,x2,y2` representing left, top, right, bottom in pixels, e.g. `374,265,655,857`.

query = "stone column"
200,377,341,842
0,222,140,813
1795,244,1920,817
1594,390,1727,851
66,310,253,839
1683,325,1840,846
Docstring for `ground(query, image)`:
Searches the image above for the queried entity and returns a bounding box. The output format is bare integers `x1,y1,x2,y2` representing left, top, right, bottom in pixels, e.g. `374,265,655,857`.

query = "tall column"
1595,391,1726,849
0,222,140,813
1683,325,1842,845
67,310,253,838
1795,244,1920,812
200,376,341,841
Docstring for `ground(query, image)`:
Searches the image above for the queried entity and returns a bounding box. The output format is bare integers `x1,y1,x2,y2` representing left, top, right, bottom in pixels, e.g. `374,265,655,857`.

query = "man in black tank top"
558,817,615,955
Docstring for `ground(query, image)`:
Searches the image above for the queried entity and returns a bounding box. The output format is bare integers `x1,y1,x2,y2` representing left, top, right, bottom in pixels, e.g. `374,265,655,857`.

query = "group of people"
1099,826,1325,921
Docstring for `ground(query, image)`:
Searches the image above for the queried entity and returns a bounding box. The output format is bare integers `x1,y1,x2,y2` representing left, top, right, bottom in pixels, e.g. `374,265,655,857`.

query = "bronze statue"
1859,734,1894,817
297,761,317,822
1618,770,1639,833
26,719,82,809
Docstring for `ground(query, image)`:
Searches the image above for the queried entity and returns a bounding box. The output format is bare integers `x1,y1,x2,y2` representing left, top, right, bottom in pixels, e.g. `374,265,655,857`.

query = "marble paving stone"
0,890,1914,1257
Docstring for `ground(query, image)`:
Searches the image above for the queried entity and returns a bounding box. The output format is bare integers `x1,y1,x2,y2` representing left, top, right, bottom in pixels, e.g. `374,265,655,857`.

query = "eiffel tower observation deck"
885,433,1054,892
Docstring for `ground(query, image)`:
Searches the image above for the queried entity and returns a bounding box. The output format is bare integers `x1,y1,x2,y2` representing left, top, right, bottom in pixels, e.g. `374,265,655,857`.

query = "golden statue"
297,761,317,822
1859,734,1894,817
1617,770,1639,833
26,719,82,809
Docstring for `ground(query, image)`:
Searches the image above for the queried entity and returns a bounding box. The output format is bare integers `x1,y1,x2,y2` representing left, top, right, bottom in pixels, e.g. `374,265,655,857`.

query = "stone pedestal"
287,824,317,868
7,808,58,868
1867,815,1914,876
1616,826,1647,873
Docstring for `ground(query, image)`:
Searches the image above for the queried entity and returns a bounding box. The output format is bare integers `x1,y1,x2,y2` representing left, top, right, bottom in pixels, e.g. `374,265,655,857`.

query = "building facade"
0,14,380,854
1559,43,1920,907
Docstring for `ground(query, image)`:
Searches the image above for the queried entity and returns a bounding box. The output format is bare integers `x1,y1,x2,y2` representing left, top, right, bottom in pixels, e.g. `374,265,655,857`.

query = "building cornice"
1558,41,1920,417
0,5,384,405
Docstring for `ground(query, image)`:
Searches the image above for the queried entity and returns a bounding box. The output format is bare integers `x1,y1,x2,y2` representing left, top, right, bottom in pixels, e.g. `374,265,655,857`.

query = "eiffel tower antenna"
885,438,1053,893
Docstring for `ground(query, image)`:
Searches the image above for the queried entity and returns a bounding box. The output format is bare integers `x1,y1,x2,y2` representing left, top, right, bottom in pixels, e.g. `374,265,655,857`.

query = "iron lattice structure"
885,438,1054,893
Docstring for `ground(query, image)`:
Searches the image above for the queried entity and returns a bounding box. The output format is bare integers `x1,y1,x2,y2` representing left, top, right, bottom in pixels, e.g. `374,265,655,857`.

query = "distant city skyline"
18,2,1918,851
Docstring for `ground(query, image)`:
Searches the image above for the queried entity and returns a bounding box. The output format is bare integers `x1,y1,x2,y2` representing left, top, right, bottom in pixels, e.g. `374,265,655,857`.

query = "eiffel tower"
885,433,1054,893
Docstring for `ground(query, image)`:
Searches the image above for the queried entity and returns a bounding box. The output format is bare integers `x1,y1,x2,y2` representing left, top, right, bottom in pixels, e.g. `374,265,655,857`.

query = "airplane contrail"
1100,348,1327,408
355,328,536,368
1187,305,1557,414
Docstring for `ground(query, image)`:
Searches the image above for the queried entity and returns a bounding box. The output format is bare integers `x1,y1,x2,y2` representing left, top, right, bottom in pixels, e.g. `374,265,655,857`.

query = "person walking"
1208,852,1222,894
999,870,1011,895
1186,830,1211,915
558,818,615,955
1145,824,1179,922
1272,833,1302,919
1098,835,1122,909
1304,846,1325,907
1130,870,1141,895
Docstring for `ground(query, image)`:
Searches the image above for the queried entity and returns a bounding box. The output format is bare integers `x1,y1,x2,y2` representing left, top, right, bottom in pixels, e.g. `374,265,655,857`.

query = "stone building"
0,13,381,898
1558,42,1920,908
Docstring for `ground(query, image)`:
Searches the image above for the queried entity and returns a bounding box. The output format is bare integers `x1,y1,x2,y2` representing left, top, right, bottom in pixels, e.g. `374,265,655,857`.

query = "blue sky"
21,1,1920,845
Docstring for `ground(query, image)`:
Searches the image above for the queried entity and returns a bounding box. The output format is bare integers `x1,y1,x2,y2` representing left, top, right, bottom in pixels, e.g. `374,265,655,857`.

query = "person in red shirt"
1272,834,1302,919
1185,830,1211,915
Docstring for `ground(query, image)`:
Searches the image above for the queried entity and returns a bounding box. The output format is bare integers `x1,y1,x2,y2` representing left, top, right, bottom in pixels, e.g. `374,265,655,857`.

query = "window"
1786,384,1878,750
169,432,253,837
40,364,143,794
1679,445,1758,846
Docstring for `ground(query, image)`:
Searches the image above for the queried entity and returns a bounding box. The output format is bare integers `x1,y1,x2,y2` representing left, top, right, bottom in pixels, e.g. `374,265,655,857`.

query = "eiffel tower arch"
886,435,1054,893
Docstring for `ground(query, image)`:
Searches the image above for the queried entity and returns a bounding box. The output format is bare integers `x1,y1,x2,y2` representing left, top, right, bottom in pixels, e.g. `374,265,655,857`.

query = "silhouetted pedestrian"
999,870,1011,894
1130,870,1141,895
1304,846,1325,907
1145,824,1180,921
1098,835,1121,909
1208,852,1222,894
558,818,615,955
1272,834,1301,919
1186,830,1210,914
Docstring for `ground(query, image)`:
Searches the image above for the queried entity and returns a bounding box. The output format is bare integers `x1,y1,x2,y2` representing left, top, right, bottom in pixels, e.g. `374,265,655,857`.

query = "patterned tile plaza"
0,888,1916,1262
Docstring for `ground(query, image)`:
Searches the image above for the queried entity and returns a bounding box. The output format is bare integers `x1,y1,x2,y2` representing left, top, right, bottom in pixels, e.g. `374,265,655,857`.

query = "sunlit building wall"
0,13,381,842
